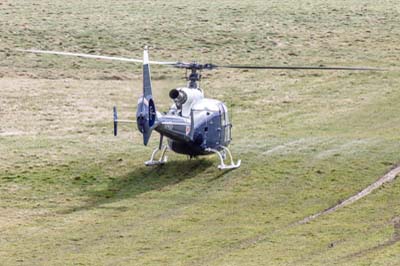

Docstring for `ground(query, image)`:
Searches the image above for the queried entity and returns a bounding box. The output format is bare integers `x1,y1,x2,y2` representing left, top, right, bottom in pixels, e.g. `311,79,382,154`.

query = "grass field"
1,0,400,265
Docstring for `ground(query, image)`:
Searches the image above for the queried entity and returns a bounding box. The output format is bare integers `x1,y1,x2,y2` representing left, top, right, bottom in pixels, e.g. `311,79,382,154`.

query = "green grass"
1,0,400,265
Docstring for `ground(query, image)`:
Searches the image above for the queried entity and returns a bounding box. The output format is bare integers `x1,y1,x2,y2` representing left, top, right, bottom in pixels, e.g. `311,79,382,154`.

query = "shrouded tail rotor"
136,97,157,145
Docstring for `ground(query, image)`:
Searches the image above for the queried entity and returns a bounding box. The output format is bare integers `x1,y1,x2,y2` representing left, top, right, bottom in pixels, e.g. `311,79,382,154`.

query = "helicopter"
19,47,378,169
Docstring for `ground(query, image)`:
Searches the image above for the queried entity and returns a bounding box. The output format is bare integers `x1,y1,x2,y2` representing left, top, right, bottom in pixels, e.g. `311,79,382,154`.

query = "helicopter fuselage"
153,87,232,157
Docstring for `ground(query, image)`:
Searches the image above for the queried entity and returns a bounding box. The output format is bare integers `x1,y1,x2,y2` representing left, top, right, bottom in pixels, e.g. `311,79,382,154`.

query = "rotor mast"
187,67,201,88
178,62,214,89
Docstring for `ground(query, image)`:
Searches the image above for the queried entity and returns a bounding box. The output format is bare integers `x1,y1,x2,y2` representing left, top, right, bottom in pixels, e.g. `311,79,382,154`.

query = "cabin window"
219,104,231,143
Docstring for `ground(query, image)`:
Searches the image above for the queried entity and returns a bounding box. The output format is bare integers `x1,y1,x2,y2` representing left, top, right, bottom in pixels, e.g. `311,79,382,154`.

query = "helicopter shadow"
59,159,213,214
207,168,235,182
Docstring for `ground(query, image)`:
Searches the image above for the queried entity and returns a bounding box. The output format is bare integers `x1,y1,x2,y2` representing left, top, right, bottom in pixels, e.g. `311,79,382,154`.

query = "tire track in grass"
296,164,400,225
339,216,400,262
195,164,400,265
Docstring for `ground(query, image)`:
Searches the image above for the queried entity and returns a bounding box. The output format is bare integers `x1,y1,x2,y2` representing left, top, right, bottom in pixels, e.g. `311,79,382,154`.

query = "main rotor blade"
16,49,177,65
16,49,382,71
217,65,381,71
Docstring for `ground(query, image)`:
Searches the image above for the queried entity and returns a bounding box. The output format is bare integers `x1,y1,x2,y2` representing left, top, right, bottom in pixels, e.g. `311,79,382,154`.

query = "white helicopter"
18,47,378,169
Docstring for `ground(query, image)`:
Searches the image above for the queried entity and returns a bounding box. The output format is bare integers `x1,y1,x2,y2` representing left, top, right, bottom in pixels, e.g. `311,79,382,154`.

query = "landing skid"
205,146,241,170
145,144,168,166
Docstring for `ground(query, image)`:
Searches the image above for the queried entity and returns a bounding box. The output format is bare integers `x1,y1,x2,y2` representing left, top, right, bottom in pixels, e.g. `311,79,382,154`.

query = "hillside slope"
1,1,399,265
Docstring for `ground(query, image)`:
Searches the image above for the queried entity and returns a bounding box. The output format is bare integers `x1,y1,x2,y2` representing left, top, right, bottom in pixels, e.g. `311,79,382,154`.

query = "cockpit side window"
219,104,231,143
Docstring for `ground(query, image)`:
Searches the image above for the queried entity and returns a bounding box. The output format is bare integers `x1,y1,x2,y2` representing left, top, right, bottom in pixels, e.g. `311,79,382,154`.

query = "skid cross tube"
205,146,241,170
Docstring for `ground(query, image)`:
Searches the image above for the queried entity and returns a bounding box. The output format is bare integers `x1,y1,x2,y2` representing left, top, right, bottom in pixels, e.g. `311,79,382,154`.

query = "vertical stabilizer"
137,47,157,145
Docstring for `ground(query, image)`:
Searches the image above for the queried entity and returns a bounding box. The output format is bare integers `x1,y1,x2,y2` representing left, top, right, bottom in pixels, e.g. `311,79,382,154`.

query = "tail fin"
136,47,157,145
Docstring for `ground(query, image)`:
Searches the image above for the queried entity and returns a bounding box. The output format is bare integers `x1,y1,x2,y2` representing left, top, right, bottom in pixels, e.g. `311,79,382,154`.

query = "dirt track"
297,164,400,225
